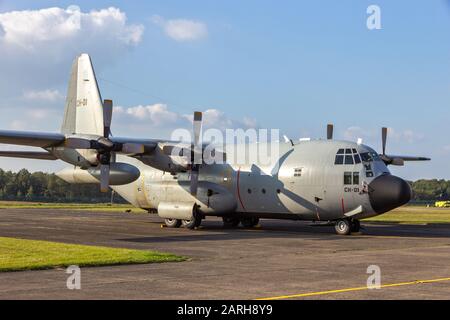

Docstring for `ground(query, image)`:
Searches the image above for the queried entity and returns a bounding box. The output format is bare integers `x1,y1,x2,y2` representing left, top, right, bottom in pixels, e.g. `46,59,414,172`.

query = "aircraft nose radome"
368,175,412,214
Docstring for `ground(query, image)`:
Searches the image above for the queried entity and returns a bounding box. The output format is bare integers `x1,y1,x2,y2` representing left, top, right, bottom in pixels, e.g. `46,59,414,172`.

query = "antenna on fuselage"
283,135,294,146
327,124,333,140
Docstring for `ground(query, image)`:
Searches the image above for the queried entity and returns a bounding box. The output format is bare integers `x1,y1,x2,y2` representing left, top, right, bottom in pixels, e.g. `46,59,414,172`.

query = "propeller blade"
382,127,387,155
100,164,110,193
64,137,92,149
327,124,333,140
193,111,203,147
103,99,113,138
190,167,199,195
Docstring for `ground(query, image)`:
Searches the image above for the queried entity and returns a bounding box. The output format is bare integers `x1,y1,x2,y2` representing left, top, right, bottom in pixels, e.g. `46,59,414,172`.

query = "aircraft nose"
368,175,412,214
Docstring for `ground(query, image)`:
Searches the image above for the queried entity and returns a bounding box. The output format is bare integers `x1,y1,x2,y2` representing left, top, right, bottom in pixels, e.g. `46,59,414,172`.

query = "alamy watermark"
367,265,381,289
168,128,282,169
367,5,382,30
66,265,81,290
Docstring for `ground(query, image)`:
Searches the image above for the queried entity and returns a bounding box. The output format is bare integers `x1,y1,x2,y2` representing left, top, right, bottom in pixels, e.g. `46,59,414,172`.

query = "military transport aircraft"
0,54,430,235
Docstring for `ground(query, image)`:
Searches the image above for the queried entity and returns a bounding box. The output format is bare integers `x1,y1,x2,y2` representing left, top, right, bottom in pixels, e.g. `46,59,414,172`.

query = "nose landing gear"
334,218,360,235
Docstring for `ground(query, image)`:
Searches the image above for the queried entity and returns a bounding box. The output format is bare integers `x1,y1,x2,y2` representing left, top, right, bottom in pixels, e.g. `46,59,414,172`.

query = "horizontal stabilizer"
0,150,57,160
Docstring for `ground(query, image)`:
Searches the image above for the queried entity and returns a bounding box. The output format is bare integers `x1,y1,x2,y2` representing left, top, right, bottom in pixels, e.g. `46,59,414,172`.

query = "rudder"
61,54,104,136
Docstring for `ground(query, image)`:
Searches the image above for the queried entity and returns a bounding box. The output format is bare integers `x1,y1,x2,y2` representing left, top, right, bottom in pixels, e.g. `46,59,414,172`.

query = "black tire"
182,213,202,230
335,219,351,235
350,219,361,233
164,218,181,228
222,217,240,228
241,217,260,228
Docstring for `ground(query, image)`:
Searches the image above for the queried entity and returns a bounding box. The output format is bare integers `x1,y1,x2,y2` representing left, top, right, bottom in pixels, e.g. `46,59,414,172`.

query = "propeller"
381,126,387,156
327,124,333,140
378,126,430,166
99,99,114,192
64,99,145,192
190,111,203,195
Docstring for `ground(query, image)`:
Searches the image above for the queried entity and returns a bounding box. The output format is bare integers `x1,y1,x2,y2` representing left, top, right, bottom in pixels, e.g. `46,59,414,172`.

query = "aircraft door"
340,148,361,213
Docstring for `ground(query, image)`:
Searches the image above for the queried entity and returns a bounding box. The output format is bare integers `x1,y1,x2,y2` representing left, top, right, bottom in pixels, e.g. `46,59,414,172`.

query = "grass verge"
0,237,186,272
0,201,145,213
365,206,450,224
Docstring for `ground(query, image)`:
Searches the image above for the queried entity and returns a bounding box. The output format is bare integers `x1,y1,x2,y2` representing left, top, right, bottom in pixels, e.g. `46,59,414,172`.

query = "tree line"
0,169,447,203
0,169,121,203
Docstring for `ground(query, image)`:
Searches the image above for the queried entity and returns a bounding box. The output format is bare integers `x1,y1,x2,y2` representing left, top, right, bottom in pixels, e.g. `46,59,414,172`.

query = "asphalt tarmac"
0,208,449,299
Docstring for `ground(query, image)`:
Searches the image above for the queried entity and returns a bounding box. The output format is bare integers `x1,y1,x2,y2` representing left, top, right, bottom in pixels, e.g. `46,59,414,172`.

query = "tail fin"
61,54,104,136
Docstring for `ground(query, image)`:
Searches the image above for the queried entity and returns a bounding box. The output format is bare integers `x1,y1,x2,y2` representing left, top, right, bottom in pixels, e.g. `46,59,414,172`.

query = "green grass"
365,206,450,224
0,237,186,272
0,201,145,213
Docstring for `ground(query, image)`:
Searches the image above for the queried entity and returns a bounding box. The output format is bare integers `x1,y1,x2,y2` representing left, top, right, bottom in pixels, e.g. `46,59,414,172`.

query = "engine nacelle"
56,162,140,185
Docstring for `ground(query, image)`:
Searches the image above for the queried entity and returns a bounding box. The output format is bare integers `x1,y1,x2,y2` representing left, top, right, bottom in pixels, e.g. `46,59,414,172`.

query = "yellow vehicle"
435,201,450,207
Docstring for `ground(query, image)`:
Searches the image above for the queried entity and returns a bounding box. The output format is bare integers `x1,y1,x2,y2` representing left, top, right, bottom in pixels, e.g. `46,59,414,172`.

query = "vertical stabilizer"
61,54,104,136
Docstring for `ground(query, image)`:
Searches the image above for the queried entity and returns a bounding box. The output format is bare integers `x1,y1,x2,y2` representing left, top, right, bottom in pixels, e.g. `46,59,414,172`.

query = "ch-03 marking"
0,53,430,235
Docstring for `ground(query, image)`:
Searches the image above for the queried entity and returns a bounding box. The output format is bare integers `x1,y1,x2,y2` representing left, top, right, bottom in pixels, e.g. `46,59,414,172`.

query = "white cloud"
151,15,207,42
0,6,143,50
10,120,27,130
22,89,64,102
0,6,144,100
114,103,181,126
27,108,54,120
343,126,424,144
113,103,257,132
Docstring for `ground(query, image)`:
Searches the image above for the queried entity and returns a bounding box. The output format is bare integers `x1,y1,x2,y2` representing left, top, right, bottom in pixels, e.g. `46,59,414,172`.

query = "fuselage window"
345,148,352,154
354,154,361,164
344,172,352,185
345,155,354,165
337,149,344,155
353,172,360,185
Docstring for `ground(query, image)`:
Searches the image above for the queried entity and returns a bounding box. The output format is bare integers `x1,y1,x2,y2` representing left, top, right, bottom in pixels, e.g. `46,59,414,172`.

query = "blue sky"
0,0,449,179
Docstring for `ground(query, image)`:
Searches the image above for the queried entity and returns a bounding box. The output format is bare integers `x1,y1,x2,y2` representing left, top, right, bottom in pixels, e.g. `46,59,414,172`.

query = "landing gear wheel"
241,217,260,228
222,217,240,228
182,213,202,230
164,218,181,228
350,219,360,233
335,219,352,235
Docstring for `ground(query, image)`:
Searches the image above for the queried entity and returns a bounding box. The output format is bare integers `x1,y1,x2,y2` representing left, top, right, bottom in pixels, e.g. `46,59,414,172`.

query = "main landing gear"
164,212,203,230
222,217,259,228
334,218,360,235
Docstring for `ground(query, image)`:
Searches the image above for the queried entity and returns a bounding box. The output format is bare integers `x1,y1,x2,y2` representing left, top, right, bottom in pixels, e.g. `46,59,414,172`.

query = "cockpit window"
360,152,381,162
335,155,344,165
335,148,361,165
345,155,354,165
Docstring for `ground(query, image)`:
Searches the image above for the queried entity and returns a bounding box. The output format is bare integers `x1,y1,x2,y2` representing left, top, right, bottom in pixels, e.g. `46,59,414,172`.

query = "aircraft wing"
0,151,57,160
381,154,431,166
109,136,159,151
0,130,65,148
